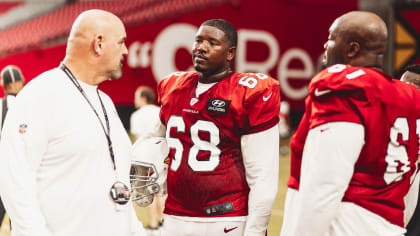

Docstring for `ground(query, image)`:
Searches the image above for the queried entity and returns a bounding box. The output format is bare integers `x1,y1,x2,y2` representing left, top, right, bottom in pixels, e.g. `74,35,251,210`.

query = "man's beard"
194,64,207,73
110,64,123,80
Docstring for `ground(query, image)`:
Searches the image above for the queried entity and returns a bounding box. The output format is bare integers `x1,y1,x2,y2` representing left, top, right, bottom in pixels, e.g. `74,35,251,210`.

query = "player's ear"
226,46,236,62
346,41,360,59
93,34,104,56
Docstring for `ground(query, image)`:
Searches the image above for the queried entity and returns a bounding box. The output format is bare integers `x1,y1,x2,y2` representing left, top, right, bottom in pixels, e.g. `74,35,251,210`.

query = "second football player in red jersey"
281,11,420,236
158,19,280,236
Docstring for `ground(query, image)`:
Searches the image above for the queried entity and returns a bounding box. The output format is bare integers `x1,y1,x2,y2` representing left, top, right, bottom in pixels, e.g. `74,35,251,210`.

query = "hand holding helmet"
130,137,169,207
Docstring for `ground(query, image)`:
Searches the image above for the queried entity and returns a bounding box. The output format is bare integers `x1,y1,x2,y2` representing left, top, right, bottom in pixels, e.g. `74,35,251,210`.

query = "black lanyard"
61,63,116,170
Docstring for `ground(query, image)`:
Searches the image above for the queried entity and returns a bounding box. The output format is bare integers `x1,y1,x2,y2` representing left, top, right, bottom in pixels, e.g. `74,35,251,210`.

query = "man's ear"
93,34,104,55
226,47,236,61
3,83,11,92
346,41,360,59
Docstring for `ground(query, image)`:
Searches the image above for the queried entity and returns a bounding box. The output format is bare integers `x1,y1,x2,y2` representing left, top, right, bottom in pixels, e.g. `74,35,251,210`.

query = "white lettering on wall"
236,29,279,75
278,48,314,100
128,41,152,68
151,23,196,82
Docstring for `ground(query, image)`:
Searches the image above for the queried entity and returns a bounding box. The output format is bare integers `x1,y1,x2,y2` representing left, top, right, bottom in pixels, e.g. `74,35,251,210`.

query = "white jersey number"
238,73,268,89
166,116,221,172
327,64,366,80
384,117,411,184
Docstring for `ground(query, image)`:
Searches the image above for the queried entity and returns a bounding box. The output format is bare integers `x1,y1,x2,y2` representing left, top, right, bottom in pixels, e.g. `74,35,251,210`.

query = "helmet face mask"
130,161,160,207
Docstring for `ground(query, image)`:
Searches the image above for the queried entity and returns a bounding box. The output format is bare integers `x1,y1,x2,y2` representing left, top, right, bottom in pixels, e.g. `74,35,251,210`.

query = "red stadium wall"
0,0,357,112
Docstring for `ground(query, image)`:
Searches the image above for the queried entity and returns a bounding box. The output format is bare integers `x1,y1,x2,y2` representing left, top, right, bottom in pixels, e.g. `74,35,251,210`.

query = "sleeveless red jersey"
288,64,420,227
158,71,280,217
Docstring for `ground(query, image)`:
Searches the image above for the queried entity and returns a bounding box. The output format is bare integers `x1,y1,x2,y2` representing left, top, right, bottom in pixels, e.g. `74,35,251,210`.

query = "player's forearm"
241,125,279,235
292,122,364,235
245,186,278,235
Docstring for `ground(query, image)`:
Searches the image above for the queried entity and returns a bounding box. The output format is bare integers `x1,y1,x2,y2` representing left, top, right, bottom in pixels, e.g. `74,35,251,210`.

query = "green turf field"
0,146,290,236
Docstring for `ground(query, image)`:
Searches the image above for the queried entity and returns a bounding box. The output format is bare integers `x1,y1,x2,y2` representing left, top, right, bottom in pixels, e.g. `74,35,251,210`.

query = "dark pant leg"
406,186,420,236
0,197,5,229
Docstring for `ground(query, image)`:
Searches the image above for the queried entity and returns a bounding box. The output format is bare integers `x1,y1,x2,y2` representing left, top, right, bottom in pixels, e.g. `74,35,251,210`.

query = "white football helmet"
130,137,169,207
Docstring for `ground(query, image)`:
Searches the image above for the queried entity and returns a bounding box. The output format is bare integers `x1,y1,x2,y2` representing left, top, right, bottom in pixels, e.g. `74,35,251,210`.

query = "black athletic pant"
406,183,420,236
0,197,5,229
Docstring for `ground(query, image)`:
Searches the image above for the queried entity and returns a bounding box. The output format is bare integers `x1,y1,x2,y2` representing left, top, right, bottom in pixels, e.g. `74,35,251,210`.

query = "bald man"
0,10,145,236
281,11,420,235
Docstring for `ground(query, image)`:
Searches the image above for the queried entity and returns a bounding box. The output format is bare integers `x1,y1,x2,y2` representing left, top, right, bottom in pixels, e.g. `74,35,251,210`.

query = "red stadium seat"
0,2,21,15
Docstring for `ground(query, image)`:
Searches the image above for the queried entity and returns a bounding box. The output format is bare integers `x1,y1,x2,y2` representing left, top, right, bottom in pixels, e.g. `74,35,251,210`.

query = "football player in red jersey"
281,11,420,236
157,19,280,236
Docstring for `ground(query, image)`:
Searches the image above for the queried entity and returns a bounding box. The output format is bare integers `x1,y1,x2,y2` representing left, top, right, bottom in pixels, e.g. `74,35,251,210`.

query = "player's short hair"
136,86,155,104
1,65,24,86
202,19,237,47
404,64,420,75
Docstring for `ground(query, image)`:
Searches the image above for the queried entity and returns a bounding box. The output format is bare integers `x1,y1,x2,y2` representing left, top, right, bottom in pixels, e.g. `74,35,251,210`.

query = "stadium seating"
0,2,21,15
0,0,236,57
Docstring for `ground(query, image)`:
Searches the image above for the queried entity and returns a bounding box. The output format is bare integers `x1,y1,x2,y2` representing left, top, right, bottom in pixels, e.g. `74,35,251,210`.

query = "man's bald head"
63,10,128,85
323,11,388,68
66,9,124,55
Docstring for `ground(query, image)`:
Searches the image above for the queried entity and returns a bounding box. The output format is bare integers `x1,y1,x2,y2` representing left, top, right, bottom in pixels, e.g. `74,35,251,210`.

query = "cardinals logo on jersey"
164,155,170,165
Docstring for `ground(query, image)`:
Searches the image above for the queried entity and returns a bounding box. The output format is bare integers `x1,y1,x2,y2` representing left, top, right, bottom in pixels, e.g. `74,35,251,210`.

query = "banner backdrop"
0,0,356,111
394,4,420,77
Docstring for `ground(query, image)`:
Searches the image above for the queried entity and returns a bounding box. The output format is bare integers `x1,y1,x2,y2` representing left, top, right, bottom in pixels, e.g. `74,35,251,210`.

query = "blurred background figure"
278,101,290,139
400,64,420,90
278,101,291,156
130,86,165,236
130,86,164,141
0,65,25,231
0,65,25,134
400,64,420,236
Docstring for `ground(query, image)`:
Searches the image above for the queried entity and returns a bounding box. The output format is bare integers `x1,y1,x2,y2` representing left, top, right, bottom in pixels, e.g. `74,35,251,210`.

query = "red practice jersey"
158,71,280,217
289,64,420,227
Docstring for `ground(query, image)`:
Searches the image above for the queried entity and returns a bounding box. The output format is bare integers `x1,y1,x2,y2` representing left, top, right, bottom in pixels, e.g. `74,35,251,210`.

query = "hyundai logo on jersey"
212,100,225,107
207,98,231,115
